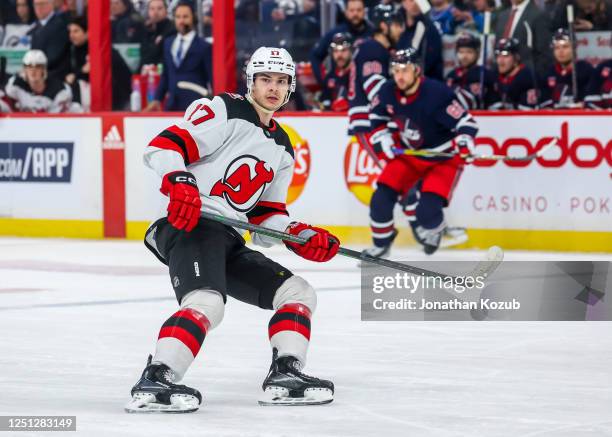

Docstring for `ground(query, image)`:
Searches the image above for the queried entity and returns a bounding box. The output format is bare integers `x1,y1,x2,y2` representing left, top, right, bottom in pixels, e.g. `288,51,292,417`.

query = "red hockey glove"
284,222,340,262
331,97,349,112
160,171,202,232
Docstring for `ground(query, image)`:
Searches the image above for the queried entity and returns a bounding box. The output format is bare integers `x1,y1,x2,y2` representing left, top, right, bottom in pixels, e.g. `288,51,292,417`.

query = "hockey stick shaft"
355,132,384,169
567,5,579,103
199,211,454,278
479,12,491,109
394,137,558,161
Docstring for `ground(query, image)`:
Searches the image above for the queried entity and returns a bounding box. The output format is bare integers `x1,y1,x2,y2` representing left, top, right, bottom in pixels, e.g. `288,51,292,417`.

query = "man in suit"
30,0,70,82
145,1,212,111
494,0,553,77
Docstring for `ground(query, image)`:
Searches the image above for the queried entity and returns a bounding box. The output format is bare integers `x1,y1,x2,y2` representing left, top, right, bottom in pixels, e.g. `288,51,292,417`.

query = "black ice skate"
125,355,202,413
412,224,468,250
259,349,334,406
414,225,442,255
360,229,398,266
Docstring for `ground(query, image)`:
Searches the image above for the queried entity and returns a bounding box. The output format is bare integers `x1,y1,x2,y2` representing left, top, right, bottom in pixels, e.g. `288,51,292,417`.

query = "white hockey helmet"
246,47,296,106
22,50,48,67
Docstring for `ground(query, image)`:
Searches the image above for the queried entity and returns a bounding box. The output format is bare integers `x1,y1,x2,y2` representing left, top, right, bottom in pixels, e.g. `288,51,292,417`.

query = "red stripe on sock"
158,326,202,357
268,320,311,341
274,303,312,318
174,308,210,333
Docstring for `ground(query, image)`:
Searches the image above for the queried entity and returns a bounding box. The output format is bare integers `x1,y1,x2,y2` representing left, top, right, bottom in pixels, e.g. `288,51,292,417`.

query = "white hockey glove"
455,134,475,164
370,130,396,160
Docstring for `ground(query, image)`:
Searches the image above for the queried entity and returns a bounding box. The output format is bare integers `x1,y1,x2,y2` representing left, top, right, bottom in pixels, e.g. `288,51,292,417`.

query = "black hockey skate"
259,349,334,406
360,229,398,266
414,225,442,255
125,355,202,413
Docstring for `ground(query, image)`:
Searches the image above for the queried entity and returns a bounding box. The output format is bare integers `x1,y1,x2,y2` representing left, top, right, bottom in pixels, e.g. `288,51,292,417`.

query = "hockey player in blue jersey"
364,49,478,256
585,59,612,109
347,4,404,134
318,32,352,112
490,38,540,110
309,0,373,88
540,29,595,109
445,32,496,109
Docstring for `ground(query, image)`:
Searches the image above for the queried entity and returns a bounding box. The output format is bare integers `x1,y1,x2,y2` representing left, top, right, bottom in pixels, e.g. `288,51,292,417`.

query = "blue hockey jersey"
347,38,390,134
490,64,539,110
369,77,479,158
585,59,612,109
539,60,594,108
445,65,497,109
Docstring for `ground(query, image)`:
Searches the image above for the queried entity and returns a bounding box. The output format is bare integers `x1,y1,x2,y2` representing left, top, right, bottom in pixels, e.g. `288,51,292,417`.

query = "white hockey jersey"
4,75,73,113
144,93,295,247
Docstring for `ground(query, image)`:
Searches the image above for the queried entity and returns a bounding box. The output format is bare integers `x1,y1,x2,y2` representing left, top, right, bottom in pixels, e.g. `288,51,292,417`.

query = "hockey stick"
394,136,558,162
355,132,384,168
479,12,491,109
566,5,579,105
199,211,504,280
523,21,542,108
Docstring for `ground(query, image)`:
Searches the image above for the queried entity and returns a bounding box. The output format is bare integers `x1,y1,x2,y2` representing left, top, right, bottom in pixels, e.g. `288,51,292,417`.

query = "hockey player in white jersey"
4,50,74,113
125,47,340,413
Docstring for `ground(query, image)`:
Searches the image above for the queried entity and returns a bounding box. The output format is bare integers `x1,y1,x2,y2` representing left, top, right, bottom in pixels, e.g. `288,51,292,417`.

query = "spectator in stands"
318,32,352,111
552,0,612,31
398,0,444,80
30,0,70,82
9,0,36,25
493,0,552,77
429,0,459,34
61,0,87,21
451,0,496,33
309,0,373,87
490,37,540,109
446,32,497,109
145,1,212,111
141,0,175,67
111,0,146,44
4,49,74,112
585,58,612,108
236,0,260,23
65,17,132,110
540,28,595,108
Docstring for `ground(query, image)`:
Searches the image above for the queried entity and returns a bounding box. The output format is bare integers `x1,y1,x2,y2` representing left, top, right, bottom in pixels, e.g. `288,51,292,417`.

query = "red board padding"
101,115,126,238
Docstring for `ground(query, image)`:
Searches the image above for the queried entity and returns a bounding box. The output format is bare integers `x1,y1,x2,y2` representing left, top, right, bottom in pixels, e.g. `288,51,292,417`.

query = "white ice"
0,237,610,437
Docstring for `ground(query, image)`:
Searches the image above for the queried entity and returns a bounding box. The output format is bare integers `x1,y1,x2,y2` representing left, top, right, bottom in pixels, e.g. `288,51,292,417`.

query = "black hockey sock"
415,192,446,231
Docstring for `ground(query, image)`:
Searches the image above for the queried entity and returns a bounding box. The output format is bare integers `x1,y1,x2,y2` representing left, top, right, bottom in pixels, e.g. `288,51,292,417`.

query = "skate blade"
258,386,333,406
440,230,468,248
124,392,200,414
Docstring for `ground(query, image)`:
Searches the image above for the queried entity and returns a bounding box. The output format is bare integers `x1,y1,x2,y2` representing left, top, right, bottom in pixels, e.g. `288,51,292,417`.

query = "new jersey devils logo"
210,155,274,212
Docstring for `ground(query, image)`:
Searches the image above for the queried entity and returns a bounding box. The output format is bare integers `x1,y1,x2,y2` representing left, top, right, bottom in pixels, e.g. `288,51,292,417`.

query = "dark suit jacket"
494,1,553,77
155,34,213,111
30,12,70,82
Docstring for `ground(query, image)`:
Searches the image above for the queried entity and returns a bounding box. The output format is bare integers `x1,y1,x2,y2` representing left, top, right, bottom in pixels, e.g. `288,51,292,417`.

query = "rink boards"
0,110,610,252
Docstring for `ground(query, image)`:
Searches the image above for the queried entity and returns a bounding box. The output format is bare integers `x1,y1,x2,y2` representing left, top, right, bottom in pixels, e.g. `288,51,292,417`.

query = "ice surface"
0,238,610,437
